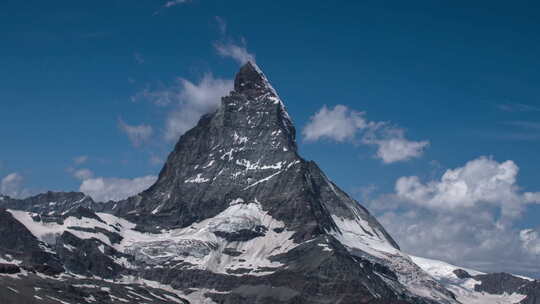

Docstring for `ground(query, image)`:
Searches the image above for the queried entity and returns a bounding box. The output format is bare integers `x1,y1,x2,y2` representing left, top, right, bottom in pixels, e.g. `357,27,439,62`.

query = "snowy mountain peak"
234,61,271,94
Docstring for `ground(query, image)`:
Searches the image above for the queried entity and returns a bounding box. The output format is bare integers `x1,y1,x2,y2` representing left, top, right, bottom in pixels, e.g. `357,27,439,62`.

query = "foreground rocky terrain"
0,62,537,303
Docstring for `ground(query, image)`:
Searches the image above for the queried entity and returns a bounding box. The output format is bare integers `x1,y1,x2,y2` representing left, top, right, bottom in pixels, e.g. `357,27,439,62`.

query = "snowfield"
7,199,297,277
411,256,528,304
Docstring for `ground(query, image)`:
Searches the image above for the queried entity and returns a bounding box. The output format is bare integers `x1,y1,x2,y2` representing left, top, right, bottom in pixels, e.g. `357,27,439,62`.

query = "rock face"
0,191,108,215
0,62,537,304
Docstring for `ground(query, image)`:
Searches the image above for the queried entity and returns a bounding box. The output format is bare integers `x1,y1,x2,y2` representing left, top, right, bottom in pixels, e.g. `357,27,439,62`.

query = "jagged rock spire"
234,61,267,93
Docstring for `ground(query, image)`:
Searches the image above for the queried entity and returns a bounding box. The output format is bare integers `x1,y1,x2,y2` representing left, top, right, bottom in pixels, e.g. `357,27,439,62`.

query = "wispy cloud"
303,105,367,142
163,0,190,8
303,105,429,163
73,155,88,165
0,172,31,198
492,120,540,141
118,119,154,147
213,17,255,65
497,103,540,112
215,16,227,35
505,120,540,130
214,40,255,65
164,74,233,141
149,154,164,166
153,0,191,15
131,85,179,106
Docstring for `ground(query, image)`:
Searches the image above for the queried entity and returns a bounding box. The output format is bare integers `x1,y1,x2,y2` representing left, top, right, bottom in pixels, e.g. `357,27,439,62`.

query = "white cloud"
130,73,232,143
303,105,367,142
395,156,527,218
214,41,255,65
1,173,30,198
374,139,429,163
525,192,540,203
164,74,233,141
73,155,88,165
363,127,429,163
520,229,540,255
365,156,540,276
212,17,255,65
302,104,428,163
118,119,153,147
377,209,540,276
79,175,157,202
72,168,94,181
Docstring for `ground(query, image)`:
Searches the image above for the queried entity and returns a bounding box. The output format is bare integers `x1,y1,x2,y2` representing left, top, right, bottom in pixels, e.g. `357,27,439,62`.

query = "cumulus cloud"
525,192,540,203
520,229,540,255
0,173,30,198
394,156,537,218
377,209,540,276
365,156,540,276
375,138,429,164
303,105,367,142
363,127,429,164
303,104,428,163
79,175,157,202
118,119,153,147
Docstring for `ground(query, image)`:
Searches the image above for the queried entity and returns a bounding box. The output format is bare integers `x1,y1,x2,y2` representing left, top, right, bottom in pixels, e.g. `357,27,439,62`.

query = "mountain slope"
412,256,540,304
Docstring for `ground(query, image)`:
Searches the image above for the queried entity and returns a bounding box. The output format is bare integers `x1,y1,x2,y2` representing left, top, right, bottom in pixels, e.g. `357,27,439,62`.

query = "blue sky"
1,0,540,276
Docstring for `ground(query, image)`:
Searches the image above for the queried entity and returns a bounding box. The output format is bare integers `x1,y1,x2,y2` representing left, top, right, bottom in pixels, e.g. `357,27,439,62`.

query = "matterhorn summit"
0,62,536,304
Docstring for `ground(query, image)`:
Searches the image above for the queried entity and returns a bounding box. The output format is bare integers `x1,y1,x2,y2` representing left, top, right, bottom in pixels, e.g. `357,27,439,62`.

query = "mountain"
0,62,537,304
411,256,540,304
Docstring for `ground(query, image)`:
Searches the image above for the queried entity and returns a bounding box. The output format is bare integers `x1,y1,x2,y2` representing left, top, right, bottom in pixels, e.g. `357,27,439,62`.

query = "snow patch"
412,256,528,304
185,174,210,183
